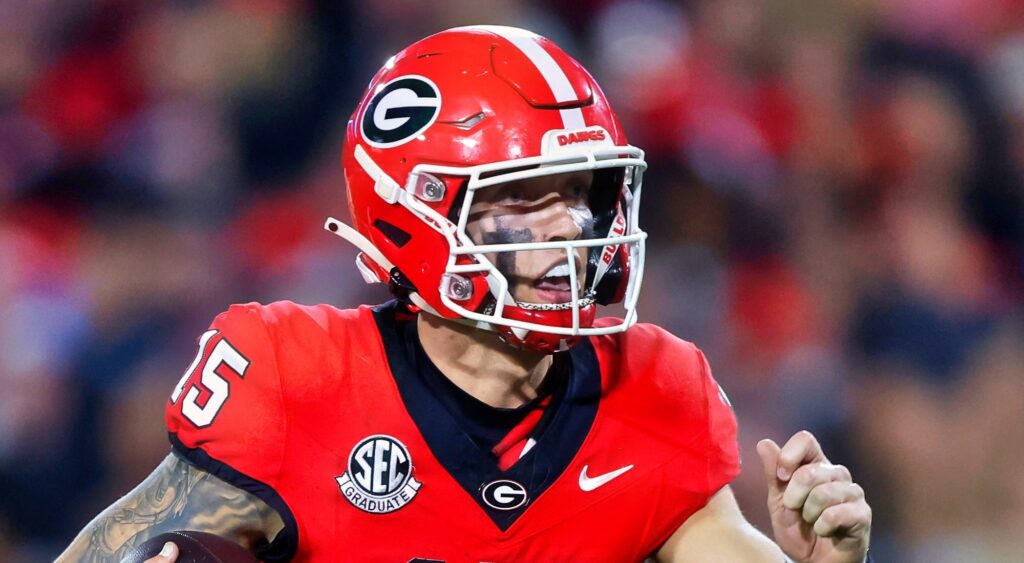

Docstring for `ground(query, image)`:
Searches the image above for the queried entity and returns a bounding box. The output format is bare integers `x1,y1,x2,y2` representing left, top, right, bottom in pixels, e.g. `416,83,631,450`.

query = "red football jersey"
166,301,739,562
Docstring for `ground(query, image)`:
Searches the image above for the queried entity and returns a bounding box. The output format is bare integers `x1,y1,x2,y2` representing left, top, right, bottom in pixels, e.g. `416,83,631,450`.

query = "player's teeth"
543,264,571,278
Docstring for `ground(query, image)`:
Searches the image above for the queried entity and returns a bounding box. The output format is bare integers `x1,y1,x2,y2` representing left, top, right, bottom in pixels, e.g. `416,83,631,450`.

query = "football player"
59,26,871,562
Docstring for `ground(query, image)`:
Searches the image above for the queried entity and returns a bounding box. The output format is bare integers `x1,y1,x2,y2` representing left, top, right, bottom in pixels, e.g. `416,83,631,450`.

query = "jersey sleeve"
695,348,740,496
634,336,741,554
165,303,286,487
601,325,743,554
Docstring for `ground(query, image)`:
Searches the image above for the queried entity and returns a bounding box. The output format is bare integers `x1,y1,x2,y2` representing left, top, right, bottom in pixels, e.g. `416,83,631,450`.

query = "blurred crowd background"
2,0,1023,561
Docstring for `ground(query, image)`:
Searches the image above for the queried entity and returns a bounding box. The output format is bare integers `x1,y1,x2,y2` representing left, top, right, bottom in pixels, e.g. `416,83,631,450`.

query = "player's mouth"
533,263,579,303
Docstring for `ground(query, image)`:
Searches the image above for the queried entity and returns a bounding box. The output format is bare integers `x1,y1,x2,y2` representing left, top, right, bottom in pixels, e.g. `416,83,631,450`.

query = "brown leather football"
120,530,258,563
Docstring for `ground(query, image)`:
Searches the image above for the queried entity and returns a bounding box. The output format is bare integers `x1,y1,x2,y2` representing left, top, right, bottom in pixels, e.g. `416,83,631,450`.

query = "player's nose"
540,196,584,242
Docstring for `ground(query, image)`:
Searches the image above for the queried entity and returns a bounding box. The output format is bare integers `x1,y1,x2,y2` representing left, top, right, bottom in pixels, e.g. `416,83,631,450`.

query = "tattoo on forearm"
57,453,282,562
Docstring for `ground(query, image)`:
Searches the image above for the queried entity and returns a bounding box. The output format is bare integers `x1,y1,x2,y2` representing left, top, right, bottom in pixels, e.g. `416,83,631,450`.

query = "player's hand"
142,541,179,563
757,431,871,563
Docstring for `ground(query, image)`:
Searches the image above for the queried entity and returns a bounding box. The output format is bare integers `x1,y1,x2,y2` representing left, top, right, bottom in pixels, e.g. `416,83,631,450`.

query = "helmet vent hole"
373,219,412,248
448,112,487,130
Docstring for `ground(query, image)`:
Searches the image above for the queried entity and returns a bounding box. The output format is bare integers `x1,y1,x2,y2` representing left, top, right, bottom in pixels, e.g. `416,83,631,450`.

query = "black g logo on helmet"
361,75,441,148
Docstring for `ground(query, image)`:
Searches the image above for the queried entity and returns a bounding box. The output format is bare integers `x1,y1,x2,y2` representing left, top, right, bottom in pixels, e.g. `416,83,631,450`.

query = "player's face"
466,171,594,305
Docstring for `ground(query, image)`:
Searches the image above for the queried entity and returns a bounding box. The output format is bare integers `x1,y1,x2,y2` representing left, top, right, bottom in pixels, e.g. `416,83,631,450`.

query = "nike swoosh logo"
579,464,634,492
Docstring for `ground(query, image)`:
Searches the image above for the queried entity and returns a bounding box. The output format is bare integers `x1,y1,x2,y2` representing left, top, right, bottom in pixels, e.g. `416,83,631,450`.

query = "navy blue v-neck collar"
373,302,602,531
398,317,567,452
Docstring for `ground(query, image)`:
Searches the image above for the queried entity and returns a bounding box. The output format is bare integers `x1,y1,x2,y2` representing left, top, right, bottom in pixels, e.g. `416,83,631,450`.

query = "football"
120,530,258,563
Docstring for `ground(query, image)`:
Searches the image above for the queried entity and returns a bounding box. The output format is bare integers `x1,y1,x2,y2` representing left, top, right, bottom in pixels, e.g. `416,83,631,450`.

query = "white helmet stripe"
467,25,586,129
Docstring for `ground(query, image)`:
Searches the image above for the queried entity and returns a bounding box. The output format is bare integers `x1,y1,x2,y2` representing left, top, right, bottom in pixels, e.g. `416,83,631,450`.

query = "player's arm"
655,485,785,563
56,452,283,563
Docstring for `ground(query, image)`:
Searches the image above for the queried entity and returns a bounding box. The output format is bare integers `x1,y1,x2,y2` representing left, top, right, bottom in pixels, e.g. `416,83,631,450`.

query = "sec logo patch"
336,435,422,514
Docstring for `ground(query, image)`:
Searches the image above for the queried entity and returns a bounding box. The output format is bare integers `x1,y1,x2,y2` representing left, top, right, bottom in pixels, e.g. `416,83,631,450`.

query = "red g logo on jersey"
336,435,422,514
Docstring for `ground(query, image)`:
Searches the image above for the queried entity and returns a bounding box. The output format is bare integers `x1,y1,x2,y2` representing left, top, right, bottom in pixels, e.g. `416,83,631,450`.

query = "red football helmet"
326,26,647,353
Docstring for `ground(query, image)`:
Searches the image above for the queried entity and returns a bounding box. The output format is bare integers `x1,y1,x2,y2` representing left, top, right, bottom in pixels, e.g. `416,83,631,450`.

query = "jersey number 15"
170,329,251,427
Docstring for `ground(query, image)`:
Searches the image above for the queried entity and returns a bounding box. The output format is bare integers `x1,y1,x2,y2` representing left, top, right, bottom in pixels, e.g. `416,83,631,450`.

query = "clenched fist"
757,431,872,563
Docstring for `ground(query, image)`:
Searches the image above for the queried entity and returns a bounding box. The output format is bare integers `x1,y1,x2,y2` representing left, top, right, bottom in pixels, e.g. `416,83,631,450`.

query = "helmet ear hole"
373,219,412,248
